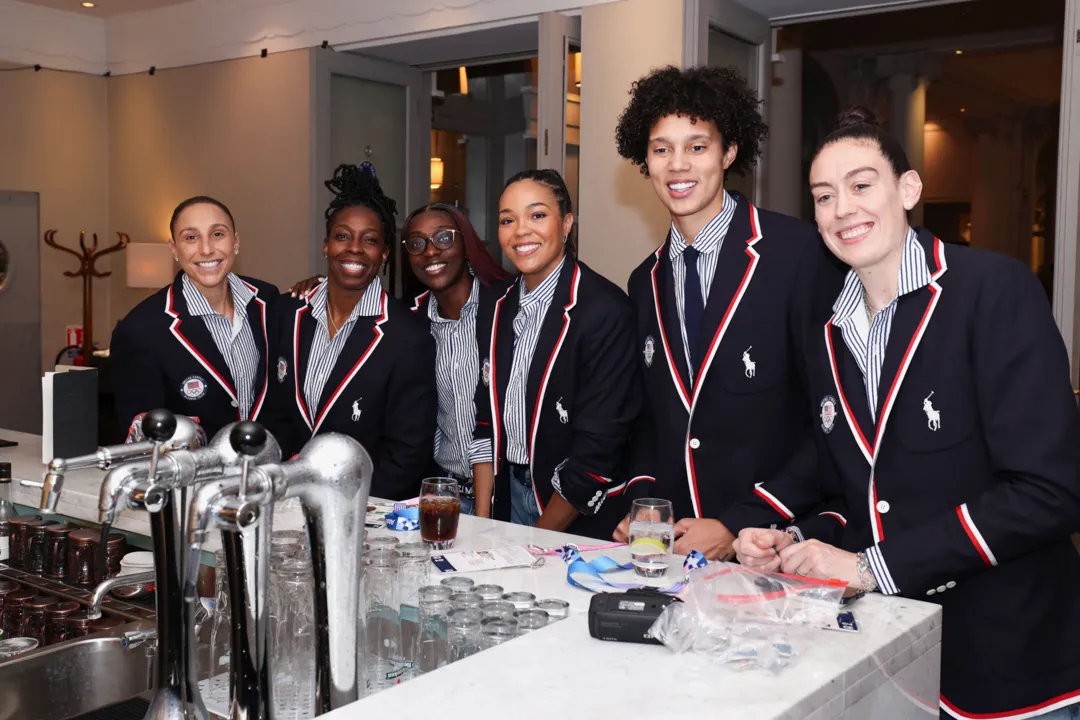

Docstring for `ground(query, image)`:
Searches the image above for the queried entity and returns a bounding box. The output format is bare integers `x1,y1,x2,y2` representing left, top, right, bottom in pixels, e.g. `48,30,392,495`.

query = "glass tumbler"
502,591,536,610
451,592,483,611
395,542,431,675
439,576,474,593
414,585,453,675
479,617,518,649
270,555,315,719
208,548,231,676
447,608,483,662
514,609,548,634
363,547,405,691
473,584,504,602
419,478,460,550
480,600,516,621
535,599,570,621
628,498,675,578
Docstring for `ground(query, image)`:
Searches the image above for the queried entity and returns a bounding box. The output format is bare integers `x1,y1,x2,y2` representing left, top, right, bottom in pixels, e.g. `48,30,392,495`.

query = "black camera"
587,588,681,645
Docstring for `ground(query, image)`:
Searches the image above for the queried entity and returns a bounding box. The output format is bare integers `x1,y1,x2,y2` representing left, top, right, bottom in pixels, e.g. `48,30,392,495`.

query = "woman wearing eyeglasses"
401,204,509,516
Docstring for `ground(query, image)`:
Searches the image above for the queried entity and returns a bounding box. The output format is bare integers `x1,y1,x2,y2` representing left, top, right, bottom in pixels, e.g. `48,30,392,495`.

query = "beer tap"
24,410,201,513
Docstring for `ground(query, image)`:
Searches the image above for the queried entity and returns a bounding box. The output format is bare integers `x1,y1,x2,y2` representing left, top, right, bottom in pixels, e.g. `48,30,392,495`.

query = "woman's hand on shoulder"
288,276,324,298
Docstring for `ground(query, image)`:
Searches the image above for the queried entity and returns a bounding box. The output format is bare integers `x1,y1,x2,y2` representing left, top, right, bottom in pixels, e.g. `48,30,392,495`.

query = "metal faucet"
24,411,202,513
87,570,156,619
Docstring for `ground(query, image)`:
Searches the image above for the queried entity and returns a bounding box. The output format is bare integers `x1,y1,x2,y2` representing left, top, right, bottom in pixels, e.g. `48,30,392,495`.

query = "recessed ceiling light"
955,49,963,55
960,108,966,113
82,2,96,7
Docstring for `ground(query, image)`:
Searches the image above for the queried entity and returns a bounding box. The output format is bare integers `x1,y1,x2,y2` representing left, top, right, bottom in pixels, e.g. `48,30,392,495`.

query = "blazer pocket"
895,381,976,453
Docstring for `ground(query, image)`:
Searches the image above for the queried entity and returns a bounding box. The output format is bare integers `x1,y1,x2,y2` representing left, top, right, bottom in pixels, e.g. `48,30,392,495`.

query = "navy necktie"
683,245,704,367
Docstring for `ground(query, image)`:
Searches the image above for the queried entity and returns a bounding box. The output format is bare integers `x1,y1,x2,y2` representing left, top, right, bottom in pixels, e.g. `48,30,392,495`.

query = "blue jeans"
459,495,475,516
1034,705,1080,720
508,463,540,526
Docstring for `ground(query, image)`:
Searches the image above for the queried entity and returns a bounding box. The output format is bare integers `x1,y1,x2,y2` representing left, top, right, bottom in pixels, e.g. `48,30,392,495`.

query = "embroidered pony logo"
555,397,569,424
742,346,756,378
351,399,362,422
923,392,940,431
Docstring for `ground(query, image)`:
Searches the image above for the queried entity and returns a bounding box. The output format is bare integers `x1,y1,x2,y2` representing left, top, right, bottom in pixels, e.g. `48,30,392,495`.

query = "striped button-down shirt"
428,277,492,479
504,256,566,465
303,278,384,418
181,273,259,420
668,190,736,380
831,226,929,597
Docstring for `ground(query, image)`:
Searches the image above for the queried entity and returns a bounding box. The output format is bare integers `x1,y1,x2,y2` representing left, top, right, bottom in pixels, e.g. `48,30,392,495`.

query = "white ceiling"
733,0,969,22
11,0,191,17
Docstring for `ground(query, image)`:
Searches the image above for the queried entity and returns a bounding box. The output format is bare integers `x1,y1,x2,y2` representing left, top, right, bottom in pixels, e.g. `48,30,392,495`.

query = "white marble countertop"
2,430,943,719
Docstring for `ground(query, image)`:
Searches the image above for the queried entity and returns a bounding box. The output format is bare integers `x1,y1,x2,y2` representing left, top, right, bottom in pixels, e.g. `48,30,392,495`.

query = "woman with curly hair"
265,162,436,500
612,65,845,558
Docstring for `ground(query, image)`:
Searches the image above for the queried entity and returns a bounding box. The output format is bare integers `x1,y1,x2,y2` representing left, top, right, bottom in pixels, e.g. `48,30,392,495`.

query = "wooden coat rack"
44,230,129,361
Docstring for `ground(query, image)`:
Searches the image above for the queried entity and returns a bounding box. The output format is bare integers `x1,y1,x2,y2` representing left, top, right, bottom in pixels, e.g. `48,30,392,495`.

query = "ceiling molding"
0,0,106,73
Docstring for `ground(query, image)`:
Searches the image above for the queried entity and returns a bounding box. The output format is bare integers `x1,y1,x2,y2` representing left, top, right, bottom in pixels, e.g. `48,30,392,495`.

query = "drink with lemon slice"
628,498,674,577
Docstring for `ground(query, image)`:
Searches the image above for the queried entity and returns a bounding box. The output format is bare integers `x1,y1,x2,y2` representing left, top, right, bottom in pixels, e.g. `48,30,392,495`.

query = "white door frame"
683,0,771,204
1054,0,1080,386
309,48,430,286
537,12,581,174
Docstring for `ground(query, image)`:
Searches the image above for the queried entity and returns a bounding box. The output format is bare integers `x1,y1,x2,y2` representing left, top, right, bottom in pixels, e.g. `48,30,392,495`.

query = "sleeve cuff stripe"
753,486,795,520
957,503,998,567
866,546,900,595
819,511,848,526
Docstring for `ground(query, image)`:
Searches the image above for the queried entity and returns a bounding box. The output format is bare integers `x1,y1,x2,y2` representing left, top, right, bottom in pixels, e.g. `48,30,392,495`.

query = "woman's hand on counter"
612,514,630,543
733,527,791,573
778,539,859,588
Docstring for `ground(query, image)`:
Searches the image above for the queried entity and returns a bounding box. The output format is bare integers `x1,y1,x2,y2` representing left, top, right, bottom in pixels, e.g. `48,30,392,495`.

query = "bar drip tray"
199,673,315,720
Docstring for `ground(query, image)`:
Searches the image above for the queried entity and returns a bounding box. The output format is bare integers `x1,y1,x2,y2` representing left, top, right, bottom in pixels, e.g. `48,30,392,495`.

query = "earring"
234,248,239,255
562,235,569,244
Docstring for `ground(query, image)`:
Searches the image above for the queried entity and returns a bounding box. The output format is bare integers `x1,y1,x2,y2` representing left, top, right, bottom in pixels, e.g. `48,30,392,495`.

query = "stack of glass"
362,546,406,691
414,585,453,674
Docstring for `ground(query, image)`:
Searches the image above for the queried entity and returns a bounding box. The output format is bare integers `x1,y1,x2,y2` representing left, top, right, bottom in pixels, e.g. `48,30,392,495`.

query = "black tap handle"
229,421,267,458
143,409,177,443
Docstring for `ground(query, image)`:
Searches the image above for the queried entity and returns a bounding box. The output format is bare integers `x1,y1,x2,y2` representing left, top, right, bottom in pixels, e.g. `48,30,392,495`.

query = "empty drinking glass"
396,543,431,675
480,617,518,649
363,547,405,691
414,585,453,675
440,576,475,593
514,609,548,634
473,584,504,602
629,498,675,577
447,608,483,662
208,548,230,676
535,599,570,621
450,592,483,611
502,591,535,610
480,600,516,621
270,556,315,719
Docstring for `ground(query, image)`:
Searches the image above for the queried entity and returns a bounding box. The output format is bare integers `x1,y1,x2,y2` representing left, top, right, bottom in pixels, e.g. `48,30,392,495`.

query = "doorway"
0,191,42,434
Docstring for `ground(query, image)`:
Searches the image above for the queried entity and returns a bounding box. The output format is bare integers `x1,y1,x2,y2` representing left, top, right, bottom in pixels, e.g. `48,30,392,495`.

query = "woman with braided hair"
264,162,437,500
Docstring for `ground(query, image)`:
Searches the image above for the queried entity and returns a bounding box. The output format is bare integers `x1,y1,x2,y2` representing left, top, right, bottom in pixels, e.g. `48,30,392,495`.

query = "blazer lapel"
243,281,270,420
312,290,389,434
488,283,517,474
293,304,317,431
654,241,693,411
826,321,876,463
163,273,238,403
692,196,763,403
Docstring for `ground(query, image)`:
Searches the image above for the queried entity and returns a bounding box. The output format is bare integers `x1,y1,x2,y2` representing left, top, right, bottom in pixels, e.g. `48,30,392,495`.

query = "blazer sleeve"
623,379,659,502
872,263,1080,596
552,298,640,515
110,315,167,433
374,329,438,500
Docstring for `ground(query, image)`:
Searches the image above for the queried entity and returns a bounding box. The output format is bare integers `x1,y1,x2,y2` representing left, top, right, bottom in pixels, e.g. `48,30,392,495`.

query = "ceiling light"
431,157,444,190
81,2,96,7
955,49,963,55
960,107,966,113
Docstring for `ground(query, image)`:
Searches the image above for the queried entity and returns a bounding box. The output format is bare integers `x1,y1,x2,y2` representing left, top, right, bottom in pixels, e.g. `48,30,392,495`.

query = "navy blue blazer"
262,284,437,501
625,194,846,540
110,271,278,441
736,228,1080,718
472,258,639,539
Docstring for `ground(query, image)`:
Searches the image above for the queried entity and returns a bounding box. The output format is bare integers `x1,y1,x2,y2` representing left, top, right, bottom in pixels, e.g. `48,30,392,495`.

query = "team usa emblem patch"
181,375,207,401
820,395,838,434
643,335,655,368
277,357,288,383
482,357,491,387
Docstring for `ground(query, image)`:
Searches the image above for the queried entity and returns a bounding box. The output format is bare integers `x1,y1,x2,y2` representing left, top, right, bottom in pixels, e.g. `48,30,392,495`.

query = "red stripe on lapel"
164,284,239,410
824,320,875,464
410,290,430,313
488,285,514,476
294,305,314,431
650,244,691,413
312,291,390,434
683,203,764,518
243,280,270,421
527,264,581,513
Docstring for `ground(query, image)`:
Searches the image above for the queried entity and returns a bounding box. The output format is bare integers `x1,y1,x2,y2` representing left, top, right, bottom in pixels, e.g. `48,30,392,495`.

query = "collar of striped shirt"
518,253,567,308
307,278,384,327
832,227,929,323
667,189,736,259
182,272,254,317
427,275,479,323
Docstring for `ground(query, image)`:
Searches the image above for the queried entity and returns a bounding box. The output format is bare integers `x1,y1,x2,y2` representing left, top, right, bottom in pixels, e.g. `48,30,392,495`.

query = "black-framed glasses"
403,229,460,256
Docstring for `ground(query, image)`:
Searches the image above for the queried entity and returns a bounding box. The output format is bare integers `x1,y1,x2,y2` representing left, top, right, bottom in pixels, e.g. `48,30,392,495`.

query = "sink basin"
0,621,154,720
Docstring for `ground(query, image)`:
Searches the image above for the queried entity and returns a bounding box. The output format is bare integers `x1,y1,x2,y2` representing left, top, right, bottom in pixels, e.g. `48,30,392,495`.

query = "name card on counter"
431,545,539,574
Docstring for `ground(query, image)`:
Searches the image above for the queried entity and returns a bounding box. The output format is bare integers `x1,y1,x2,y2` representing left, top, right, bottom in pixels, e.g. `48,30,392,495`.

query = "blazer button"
926,588,936,596
231,400,238,408
946,581,956,589
689,438,701,450
936,585,947,593
876,500,890,514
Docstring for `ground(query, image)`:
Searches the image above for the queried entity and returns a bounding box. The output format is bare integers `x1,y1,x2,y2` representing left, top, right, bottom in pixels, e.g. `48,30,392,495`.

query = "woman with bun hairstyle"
470,169,639,537
266,162,436,500
111,195,278,441
732,107,1080,719
401,203,508,516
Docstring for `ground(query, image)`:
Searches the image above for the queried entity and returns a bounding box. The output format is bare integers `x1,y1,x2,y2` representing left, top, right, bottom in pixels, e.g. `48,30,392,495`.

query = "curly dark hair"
615,65,768,178
324,161,398,244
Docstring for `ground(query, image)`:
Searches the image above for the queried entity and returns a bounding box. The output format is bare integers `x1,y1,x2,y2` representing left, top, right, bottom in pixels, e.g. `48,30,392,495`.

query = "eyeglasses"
403,229,460,256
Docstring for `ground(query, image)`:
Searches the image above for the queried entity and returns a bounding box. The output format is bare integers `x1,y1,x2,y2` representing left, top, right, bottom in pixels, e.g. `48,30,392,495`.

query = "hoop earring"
562,235,569,244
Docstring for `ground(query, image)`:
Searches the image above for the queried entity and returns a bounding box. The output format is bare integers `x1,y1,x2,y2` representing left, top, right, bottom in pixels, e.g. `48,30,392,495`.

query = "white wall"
922,119,976,203
578,0,686,288
0,0,106,73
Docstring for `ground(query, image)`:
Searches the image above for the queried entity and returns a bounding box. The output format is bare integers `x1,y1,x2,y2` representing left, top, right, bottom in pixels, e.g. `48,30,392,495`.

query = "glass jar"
535,598,570,621
502,591,536,610
44,601,82,645
65,529,99,587
479,600,516,621
363,547,404,691
92,532,128,583
473,584,504,602
450,592,483,611
42,523,74,580
2,590,35,637
514,609,548,634
447,608,483,662
479,617,518,649
22,519,57,574
67,615,93,639
0,580,20,616
414,585,453,675
20,595,58,643
7,515,42,568
439,576,474,593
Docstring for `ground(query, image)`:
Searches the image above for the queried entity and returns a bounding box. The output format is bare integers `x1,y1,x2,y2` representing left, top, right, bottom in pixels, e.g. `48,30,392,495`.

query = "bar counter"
1,429,943,719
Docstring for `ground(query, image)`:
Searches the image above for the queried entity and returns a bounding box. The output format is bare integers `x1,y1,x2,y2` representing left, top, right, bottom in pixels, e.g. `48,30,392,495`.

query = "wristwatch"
783,526,803,544
855,551,879,592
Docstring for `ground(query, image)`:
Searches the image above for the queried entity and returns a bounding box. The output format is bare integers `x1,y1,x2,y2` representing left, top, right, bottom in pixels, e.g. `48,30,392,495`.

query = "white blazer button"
936,585,947,593
926,588,936,596
587,499,595,508
231,400,238,408
689,438,701,450
876,500,890,514
946,581,956,589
